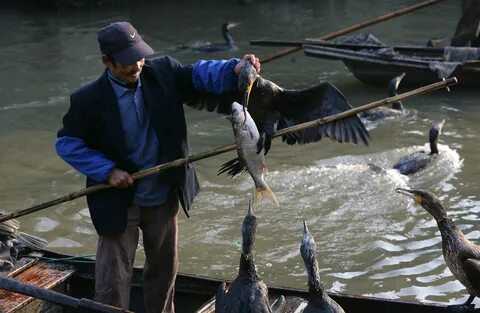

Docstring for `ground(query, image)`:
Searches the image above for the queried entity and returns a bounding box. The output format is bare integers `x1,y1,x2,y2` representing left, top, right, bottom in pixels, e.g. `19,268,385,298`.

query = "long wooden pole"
251,39,446,55
260,0,446,64
0,276,132,313
0,77,457,224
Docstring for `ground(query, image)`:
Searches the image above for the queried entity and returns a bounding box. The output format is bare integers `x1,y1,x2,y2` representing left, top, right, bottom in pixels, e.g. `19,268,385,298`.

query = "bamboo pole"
0,77,457,224
0,276,132,313
251,39,446,55
260,0,446,64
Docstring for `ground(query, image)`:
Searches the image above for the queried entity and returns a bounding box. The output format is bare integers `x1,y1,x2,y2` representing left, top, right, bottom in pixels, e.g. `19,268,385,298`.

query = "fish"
219,102,279,207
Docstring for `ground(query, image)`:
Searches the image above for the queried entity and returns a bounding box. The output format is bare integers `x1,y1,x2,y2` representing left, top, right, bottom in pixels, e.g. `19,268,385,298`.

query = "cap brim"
113,40,154,65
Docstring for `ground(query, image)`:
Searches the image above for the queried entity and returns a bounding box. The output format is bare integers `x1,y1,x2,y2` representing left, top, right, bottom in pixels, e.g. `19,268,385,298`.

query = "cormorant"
188,61,369,160
0,219,48,271
396,189,480,311
393,120,445,175
300,221,345,313
360,72,406,122
192,22,239,53
216,202,284,313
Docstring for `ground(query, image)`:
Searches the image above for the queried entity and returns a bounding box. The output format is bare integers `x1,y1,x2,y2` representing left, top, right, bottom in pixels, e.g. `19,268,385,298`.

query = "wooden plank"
6,258,38,278
0,262,74,313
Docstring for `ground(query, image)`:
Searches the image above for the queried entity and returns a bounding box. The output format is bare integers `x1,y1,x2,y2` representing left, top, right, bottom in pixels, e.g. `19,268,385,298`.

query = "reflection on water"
1,0,480,306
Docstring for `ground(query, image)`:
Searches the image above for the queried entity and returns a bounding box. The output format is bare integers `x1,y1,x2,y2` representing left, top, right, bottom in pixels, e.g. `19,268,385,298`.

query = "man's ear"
102,55,114,67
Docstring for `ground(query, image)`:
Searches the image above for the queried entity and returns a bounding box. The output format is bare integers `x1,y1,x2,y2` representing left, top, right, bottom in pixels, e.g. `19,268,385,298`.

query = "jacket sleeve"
56,92,115,183
56,136,115,183
191,59,240,94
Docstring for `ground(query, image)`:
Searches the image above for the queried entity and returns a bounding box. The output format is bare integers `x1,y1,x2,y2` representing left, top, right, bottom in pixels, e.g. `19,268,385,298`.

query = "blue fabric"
192,58,239,94
56,58,238,204
55,136,115,182
108,72,170,206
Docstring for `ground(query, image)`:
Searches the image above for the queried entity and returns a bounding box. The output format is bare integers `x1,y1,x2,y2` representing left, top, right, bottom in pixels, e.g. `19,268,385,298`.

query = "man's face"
103,57,145,85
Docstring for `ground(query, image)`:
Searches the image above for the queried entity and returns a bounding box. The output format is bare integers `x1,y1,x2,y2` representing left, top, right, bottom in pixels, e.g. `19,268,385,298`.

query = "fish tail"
254,185,279,207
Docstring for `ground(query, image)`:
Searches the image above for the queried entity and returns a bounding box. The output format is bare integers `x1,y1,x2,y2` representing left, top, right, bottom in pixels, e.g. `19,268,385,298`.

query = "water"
1,0,479,306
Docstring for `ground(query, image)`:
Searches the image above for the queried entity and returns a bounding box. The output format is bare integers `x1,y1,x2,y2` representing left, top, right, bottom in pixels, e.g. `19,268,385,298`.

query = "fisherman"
55,21,260,313
451,0,480,47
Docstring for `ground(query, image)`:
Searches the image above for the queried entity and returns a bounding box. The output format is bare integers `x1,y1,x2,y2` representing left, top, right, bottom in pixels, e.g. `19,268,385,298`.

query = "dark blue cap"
97,21,154,65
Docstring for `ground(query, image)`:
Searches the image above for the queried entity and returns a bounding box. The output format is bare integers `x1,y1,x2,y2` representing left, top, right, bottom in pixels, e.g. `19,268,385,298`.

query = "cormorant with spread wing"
187,61,369,161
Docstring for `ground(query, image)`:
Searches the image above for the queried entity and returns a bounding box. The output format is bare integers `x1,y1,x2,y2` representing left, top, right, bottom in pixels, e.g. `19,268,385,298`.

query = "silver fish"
219,102,278,206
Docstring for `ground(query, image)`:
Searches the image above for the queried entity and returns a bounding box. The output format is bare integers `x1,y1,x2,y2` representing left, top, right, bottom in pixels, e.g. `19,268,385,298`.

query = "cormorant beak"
303,220,309,234
248,200,255,216
241,80,254,123
395,188,423,205
243,80,254,108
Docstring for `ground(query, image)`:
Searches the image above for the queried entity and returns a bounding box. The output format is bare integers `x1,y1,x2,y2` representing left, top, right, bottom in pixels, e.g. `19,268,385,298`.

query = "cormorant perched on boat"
393,120,445,175
188,60,369,158
300,221,345,313
360,72,406,122
396,189,480,311
192,22,239,53
0,219,48,271
216,202,285,313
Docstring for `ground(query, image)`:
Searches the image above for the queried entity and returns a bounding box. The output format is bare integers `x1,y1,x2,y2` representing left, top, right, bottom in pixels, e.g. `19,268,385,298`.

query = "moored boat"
0,249,456,313
303,42,480,88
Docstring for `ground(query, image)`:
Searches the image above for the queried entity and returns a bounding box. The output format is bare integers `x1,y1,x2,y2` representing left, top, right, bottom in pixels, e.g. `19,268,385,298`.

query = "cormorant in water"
360,73,406,122
192,22,239,53
216,202,285,313
396,189,480,311
188,60,369,164
393,120,445,175
300,221,345,313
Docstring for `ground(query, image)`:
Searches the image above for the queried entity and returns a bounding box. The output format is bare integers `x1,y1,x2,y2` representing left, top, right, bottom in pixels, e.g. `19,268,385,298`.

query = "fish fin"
255,185,279,207
217,157,246,177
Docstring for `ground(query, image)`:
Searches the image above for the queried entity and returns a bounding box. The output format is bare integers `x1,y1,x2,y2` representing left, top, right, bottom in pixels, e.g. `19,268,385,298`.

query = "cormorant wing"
462,258,480,291
274,82,369,145
185,91,238,115
215,282,228,313
221,280,250,313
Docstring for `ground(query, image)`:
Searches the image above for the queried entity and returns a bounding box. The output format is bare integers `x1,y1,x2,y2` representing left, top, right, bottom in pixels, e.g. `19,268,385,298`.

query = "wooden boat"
0,248,460,313
303,43,480,88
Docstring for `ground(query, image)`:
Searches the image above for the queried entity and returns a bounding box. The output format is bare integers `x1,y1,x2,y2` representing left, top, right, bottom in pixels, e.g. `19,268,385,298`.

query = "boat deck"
0,258,74,313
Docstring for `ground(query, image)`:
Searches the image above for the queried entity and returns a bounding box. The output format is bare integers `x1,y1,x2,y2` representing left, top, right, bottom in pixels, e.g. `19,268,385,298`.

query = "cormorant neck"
305,257,324,295
437,218,461,240
391,101,403,111
239,253,257,279
430,139,439,155
223,29,234,46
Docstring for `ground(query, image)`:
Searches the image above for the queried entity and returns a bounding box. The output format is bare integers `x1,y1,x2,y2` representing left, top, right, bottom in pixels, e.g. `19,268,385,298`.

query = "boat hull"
23,249,454,313
304,44,480,88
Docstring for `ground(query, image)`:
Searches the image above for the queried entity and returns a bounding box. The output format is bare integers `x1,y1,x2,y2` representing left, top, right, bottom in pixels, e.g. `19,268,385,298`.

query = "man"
55,21,260,313
451,0,480,46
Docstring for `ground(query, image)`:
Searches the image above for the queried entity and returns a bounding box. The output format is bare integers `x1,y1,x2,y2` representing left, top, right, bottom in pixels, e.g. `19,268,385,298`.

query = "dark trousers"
94,194,179,313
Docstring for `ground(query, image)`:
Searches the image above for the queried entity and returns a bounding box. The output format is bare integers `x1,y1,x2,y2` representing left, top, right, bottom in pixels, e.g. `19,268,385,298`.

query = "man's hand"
234,54,261,75
108,168,134,188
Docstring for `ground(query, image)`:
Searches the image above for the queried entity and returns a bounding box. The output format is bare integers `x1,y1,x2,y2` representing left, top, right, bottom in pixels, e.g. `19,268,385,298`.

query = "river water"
1,0,479,306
